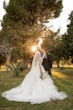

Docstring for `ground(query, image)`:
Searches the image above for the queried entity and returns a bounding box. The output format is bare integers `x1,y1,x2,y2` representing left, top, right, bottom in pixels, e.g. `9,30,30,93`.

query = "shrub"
7,62,21,76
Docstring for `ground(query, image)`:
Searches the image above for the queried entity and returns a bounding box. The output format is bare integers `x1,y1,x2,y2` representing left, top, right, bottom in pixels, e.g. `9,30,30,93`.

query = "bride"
1,50,67,104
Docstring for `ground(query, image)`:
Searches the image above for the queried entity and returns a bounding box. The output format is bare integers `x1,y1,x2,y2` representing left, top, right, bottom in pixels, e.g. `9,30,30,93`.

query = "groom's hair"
40,48,46,51
41,46,46,51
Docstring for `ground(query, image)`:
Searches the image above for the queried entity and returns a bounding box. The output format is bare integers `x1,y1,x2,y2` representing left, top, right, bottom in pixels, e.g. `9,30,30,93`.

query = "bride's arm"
39,57,43,64
39,57,45,74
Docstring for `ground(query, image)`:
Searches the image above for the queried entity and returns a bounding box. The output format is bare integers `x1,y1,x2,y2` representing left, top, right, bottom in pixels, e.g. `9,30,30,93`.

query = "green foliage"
61,11,73,59
20,65,27,71
52,42,62,61
44,11,73,64
3,0,63,25
7,62,21,76
67,11,73,56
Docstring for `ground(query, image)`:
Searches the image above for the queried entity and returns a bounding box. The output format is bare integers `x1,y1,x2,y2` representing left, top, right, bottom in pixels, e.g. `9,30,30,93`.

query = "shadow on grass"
52,68,73,94
52,67,73,78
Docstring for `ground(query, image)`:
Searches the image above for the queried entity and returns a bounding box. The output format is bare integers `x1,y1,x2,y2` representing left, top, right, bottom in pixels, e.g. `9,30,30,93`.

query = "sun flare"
31,46,37,52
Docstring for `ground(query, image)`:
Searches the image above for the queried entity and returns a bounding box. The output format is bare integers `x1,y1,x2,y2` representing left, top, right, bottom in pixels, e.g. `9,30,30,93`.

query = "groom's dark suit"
42,53,52,76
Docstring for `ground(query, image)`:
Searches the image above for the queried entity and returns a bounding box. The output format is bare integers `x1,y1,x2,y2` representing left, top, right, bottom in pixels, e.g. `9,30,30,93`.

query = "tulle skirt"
1,66,67,104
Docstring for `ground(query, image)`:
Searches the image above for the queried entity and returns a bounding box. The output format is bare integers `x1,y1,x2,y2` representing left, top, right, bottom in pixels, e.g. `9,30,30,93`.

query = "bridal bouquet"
41,71,48,79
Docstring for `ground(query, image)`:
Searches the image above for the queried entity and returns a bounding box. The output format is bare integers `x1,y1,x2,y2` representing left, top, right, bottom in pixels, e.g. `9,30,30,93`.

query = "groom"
40,48,52,76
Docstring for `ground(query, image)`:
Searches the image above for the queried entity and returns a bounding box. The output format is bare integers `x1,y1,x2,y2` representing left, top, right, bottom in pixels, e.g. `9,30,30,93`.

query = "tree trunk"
6,55,11,73
57,62,59,68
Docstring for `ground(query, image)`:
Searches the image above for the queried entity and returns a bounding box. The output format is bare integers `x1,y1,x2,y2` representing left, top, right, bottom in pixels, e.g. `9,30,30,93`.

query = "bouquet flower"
41,71,48,79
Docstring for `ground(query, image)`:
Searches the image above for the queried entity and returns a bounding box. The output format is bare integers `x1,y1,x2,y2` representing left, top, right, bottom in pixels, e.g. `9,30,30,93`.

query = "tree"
52,11,73,66
52,41,63,67
61,11,73,61
41,29,61,51
67,11,73,58
0,0,63,63
3,0,63,26
41,29,63,67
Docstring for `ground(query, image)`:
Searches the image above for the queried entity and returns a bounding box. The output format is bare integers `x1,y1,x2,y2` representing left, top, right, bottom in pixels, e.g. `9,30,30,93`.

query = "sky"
0,0,73,34
45,0,73,34
0,0,9,28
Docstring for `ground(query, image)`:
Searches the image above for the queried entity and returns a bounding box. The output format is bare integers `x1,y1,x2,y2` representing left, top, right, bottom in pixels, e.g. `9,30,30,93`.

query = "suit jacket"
42,54,52,71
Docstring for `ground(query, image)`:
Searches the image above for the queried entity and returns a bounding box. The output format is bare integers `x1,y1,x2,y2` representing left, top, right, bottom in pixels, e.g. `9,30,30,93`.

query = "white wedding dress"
1,51,67,104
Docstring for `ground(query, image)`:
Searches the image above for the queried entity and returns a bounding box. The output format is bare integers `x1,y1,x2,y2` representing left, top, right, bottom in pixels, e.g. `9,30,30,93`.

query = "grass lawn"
0,67,73,110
